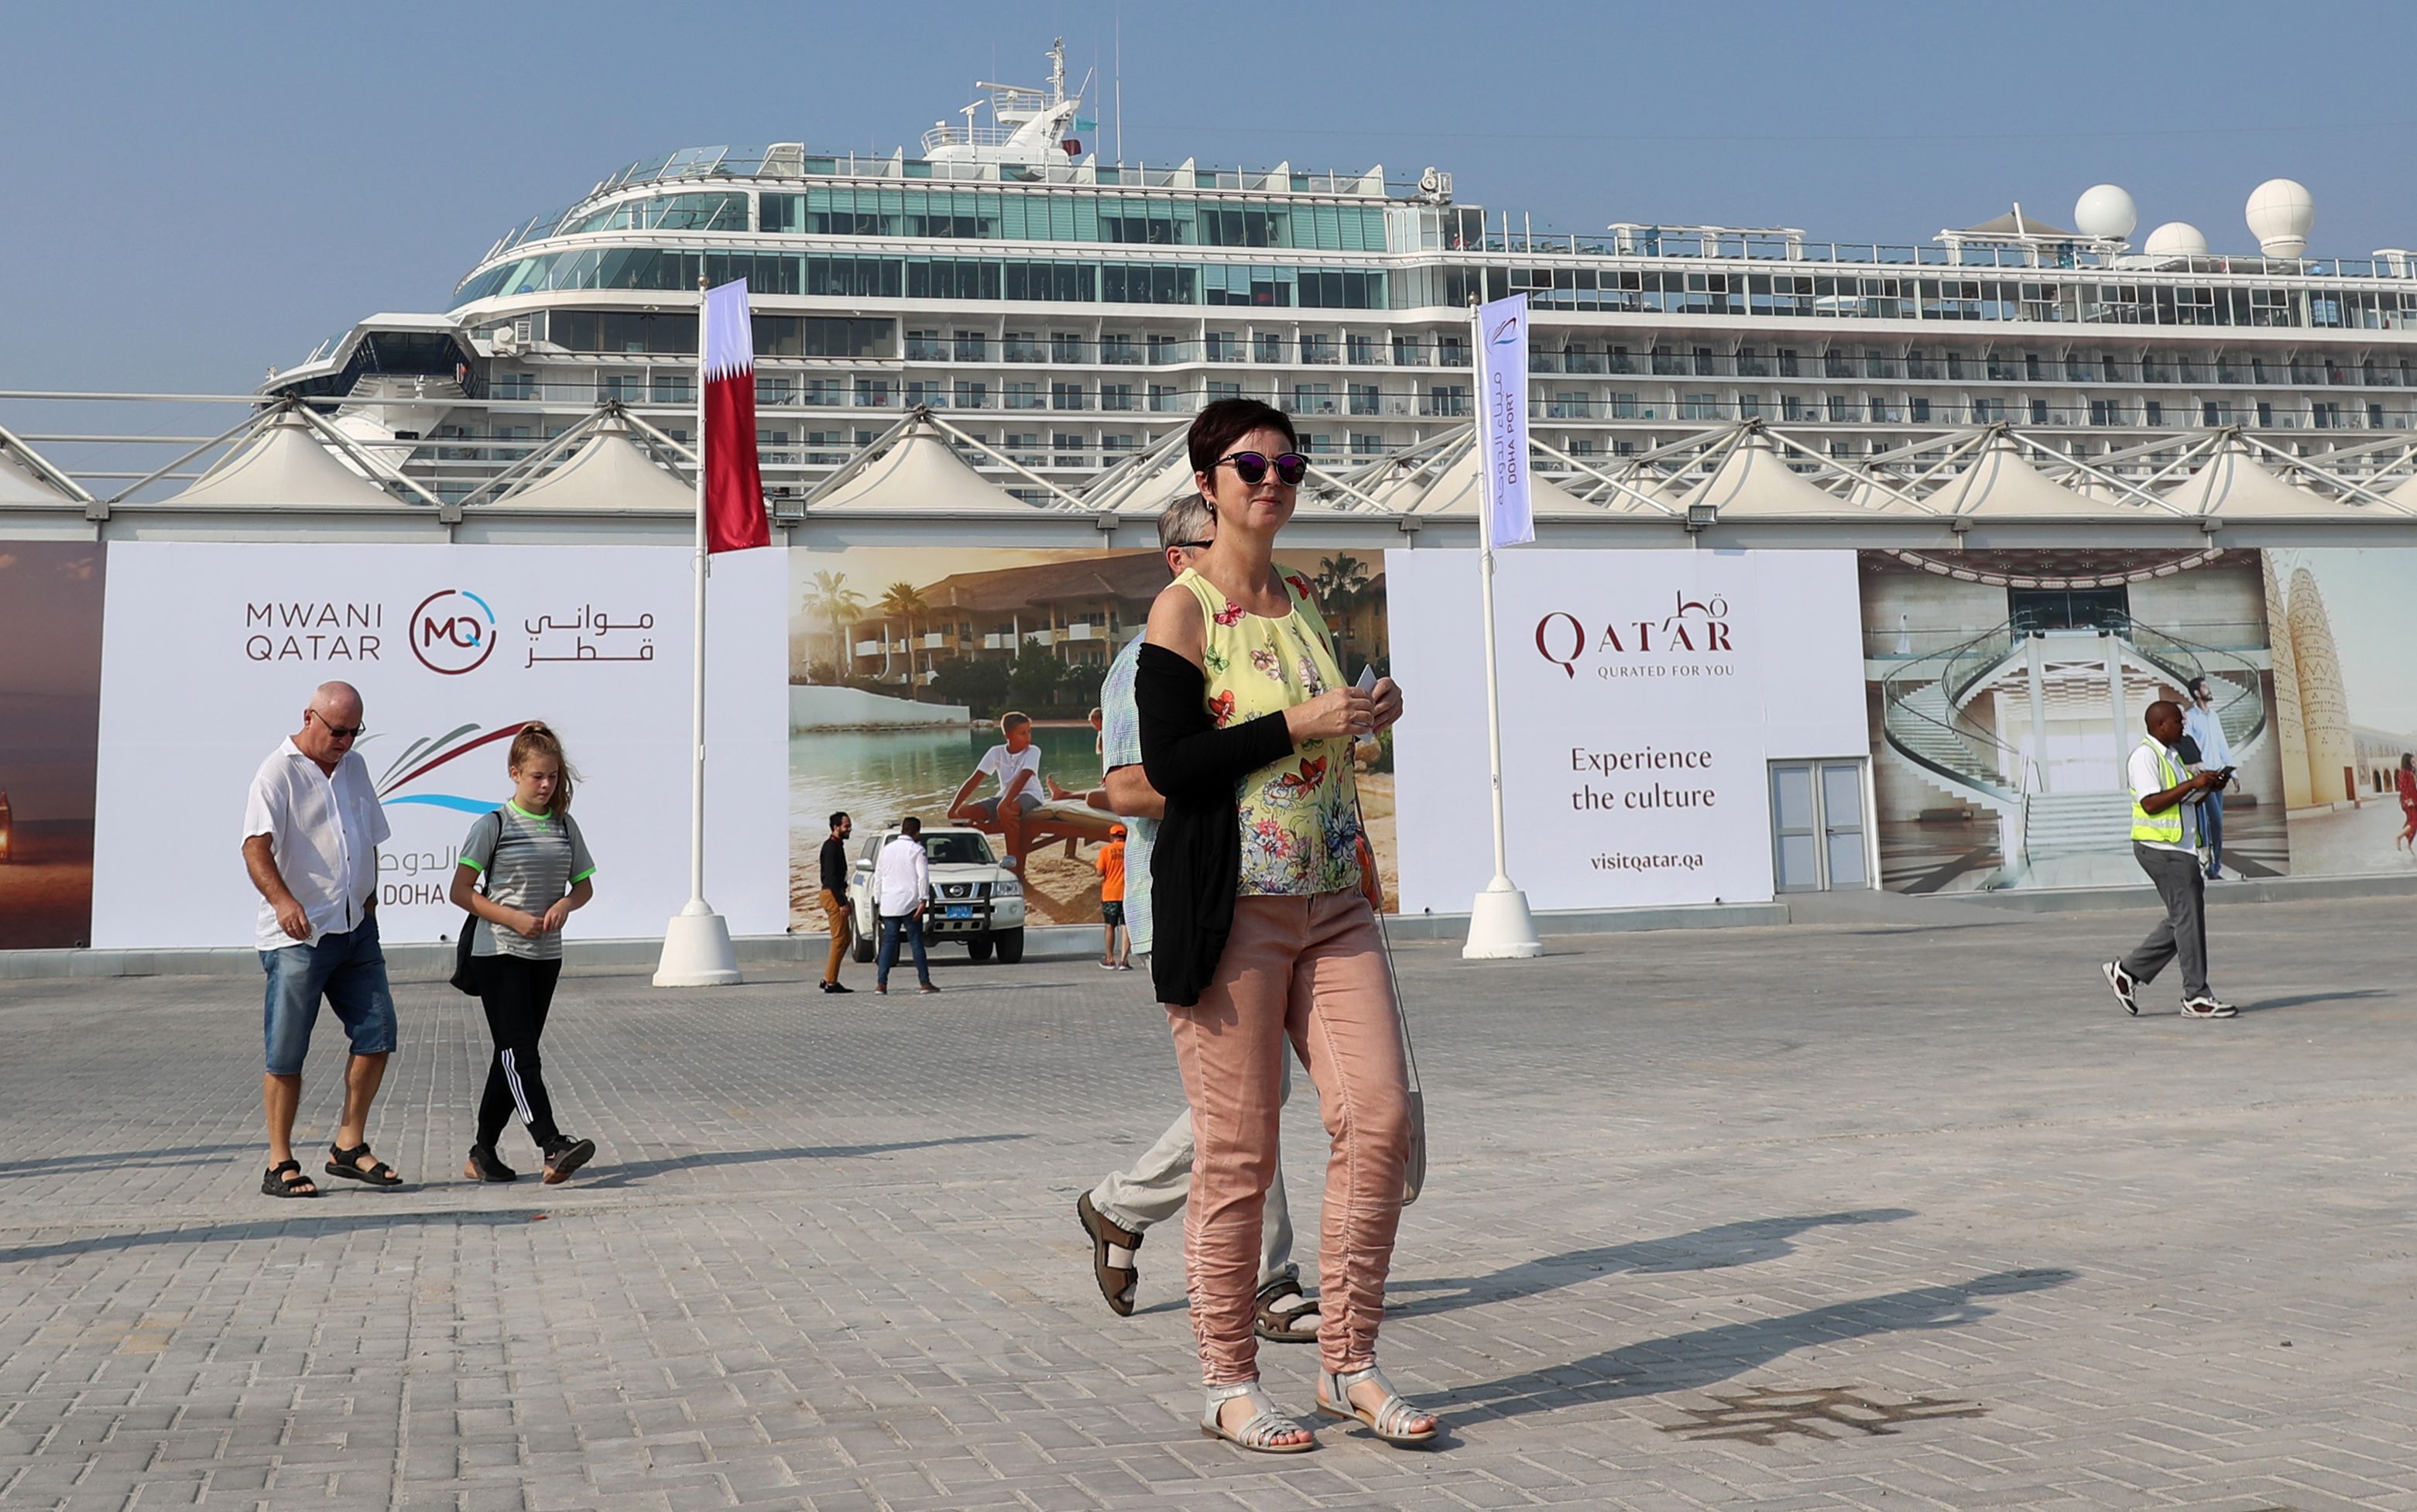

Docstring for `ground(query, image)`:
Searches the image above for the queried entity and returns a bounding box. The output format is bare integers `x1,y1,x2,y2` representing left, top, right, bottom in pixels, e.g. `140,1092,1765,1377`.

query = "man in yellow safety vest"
2103,699,2236,1019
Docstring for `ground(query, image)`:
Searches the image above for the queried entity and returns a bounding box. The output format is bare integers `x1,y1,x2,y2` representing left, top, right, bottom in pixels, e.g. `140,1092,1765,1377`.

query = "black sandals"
324,1141,404,1187
262,1159,319,1198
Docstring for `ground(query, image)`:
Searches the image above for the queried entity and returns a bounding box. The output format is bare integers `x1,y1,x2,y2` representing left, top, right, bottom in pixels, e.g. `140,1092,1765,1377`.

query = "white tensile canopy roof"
0,447,71,505
1678,434,1873,518
1091,443,1202,518
2168,440,2372,519
1381,438,1601,519
808,420,1043,516
167,413,393,506
503,426,692,509
1941,436,2125,519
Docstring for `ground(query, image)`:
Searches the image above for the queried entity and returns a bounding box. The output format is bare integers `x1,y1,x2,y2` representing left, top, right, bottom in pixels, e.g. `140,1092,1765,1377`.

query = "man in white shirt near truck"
873,817,940,996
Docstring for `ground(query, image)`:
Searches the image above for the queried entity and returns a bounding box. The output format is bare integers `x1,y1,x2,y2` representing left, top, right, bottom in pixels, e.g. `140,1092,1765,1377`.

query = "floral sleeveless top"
1178,567,1364,897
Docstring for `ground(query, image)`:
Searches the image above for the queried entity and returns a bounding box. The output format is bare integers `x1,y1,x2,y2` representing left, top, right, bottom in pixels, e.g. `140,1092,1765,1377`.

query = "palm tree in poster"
1314,552,1373,653
876,581,933,686
800,571,866,677
1315,552,1372,609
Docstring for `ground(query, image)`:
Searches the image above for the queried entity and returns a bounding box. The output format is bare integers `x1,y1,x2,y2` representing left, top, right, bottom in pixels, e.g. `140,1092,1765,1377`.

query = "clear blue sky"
3,0,2410,393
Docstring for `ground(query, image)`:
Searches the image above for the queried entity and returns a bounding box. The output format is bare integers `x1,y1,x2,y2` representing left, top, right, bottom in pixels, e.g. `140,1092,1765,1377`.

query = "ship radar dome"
2072,183,2138,240
2247,178,2314,259
2143,221,2209,258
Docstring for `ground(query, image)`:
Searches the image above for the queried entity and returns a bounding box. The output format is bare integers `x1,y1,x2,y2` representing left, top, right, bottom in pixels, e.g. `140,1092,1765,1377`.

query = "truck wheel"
968,936,995,963
852,930,876,963
993,927,1025,965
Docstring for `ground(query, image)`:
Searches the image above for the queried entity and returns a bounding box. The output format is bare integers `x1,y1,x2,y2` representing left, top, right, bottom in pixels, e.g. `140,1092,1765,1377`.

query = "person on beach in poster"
946,712,1074,873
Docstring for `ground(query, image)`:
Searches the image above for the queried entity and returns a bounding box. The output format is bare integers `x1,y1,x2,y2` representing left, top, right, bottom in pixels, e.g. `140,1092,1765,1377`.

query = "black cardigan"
1136,643,1297,1006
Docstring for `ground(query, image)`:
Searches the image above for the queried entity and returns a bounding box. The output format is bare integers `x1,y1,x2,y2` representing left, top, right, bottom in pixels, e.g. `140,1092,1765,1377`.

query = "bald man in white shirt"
242,681,406,1196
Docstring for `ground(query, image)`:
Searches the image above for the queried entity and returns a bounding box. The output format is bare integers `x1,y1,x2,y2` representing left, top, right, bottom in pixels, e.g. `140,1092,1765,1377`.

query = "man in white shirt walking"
2182,676,2236,879
2103,699,2236,1020
242,681,406,1196
873,817,939,995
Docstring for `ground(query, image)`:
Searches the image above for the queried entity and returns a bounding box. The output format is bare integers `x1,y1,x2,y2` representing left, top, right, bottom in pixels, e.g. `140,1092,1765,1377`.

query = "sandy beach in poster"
2264,549,2417,877
786,545,1394,933
0,543,105,948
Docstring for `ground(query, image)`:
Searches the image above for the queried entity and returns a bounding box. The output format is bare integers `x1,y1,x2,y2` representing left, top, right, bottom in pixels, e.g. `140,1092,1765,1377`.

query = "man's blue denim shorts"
259,914,397,1075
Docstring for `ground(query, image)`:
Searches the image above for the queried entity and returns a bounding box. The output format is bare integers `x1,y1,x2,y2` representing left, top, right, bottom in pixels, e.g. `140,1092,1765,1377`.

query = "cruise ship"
63,41,2417,515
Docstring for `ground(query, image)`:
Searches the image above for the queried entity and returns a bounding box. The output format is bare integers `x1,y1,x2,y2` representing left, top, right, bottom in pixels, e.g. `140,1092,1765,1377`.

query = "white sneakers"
2104,961,2236,1018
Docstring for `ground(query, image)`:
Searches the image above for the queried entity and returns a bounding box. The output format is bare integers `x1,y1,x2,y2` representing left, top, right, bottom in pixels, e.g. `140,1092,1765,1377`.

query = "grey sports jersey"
459,802,595,961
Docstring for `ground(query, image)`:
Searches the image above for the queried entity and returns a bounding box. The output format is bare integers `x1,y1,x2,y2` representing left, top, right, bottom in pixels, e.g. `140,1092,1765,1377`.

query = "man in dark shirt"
819,811,855,995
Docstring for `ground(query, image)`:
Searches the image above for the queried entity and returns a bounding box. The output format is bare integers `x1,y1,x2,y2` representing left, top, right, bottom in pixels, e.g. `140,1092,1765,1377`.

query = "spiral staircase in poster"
1880,619,2266,879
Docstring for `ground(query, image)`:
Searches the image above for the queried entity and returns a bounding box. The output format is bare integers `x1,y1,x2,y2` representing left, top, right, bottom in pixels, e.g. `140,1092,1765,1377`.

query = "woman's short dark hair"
1187,398,1298,482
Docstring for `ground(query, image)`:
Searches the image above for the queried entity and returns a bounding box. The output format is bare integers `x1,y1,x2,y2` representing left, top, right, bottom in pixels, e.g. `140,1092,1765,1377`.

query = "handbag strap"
1351,782,1421,1097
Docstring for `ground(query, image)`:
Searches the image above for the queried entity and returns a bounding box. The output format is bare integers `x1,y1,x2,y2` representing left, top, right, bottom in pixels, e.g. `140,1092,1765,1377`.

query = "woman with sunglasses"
1137,399,1428,1454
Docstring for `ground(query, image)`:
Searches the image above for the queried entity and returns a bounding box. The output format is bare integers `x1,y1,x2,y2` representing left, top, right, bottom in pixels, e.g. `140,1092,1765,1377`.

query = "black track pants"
477,955,564,1149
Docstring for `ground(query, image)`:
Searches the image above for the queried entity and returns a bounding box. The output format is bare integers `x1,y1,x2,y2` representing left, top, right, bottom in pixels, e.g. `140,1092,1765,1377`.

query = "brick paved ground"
2,896,2414,1510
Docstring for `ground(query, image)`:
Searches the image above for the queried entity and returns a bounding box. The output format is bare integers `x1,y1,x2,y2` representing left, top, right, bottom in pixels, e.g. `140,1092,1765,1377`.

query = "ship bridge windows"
559,191,750,235
1198,208,1289,248
1101,265,1198,303
551,310,697,355
751,317,893,359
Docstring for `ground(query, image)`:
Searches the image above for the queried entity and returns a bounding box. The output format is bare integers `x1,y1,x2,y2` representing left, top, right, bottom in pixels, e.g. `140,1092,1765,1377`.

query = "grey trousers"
2123,842,2210,999
1091,1057,1298,1289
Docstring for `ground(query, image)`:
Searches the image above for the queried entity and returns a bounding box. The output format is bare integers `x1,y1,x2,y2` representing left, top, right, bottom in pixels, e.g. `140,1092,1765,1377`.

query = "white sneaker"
2102,961,2140,1017
2179,994,2238,1019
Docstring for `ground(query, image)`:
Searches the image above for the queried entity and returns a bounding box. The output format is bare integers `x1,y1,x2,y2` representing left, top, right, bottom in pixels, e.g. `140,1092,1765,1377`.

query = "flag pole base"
1462,878,1544,960
653,902,742,987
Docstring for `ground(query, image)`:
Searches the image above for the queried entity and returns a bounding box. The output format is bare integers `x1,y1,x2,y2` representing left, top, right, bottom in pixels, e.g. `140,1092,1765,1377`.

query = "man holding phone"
2182,676,2235,879
2103,699,2236,1020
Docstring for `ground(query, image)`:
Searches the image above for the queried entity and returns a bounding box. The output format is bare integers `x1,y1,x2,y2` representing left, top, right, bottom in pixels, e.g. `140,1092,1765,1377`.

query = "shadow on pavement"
0,1207,545,1266
0,1143,254,1179
2240,989,2391,1013
1434,1267,2078,1425
573,1133,1030,1189
1388,1210,1919,1318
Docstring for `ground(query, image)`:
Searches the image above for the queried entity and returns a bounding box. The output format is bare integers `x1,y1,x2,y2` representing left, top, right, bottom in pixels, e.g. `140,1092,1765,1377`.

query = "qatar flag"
701,279,770,553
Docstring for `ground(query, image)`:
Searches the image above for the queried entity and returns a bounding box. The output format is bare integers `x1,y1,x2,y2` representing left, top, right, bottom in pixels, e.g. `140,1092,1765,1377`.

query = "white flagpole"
1462,293,1543,960
653,275,742,986
689,275,709,907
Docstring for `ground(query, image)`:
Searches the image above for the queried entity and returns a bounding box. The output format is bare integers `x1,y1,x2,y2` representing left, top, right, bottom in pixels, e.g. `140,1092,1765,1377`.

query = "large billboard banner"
1387,548,1867,913
787,545,1396,931
1860,548,2289,892
0,542,106,949
91,543,785,950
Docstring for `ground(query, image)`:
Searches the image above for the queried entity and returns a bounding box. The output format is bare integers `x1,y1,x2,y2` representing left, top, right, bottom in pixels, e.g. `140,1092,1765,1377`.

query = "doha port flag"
1385,548,1866,912
88,543,785,950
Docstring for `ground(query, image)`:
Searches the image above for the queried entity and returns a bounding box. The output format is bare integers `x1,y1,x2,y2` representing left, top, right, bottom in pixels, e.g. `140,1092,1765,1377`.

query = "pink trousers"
1167,890,1411,1382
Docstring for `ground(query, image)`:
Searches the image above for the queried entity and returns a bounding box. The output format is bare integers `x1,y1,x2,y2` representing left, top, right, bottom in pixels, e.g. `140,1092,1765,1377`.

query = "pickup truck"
849,826,1027,964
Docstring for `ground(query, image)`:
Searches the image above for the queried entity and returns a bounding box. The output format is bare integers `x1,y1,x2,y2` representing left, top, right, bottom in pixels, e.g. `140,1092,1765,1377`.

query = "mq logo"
410,588,497,675
1534,591,1736,680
